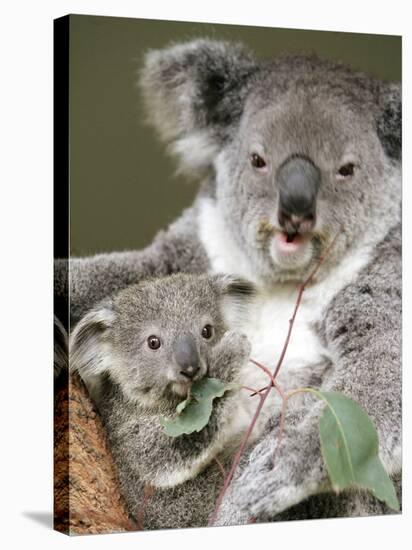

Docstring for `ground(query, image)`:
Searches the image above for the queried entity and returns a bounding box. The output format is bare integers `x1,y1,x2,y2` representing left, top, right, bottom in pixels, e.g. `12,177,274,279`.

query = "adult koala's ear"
212,274,256,329
69,302,115,381
140,39,258,171
376,82,401,161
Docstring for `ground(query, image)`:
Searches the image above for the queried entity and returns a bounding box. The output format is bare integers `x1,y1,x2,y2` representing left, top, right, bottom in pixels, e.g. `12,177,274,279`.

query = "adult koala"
57,40,401,523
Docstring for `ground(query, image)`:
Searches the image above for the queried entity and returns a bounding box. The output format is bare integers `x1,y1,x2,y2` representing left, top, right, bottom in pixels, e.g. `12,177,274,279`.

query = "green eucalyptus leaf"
317,391,399,511
160,378,233,437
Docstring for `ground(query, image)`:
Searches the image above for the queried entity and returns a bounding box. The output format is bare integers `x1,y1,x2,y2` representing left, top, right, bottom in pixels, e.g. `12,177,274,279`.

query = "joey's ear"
69,303,115,379
213,274,256,328
214,274,256,299
140,39,258,171
376,82,401,161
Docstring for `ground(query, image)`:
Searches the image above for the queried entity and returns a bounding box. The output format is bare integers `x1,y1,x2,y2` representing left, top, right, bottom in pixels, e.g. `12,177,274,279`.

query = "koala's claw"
215,404,328,523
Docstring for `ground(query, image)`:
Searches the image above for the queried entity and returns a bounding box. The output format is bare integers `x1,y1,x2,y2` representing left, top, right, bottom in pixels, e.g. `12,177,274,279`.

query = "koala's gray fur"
54,315,68,381
216,224,401,524
70,273,253,529
58,39,401,524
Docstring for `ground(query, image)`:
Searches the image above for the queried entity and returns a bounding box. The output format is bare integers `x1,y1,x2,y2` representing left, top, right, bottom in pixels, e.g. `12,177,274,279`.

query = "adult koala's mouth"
270,232,314,274
273,229,312,257
257,219,315,267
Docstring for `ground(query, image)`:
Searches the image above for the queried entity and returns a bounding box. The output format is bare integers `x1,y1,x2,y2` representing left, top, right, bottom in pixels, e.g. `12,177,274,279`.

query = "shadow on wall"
22,511,53,530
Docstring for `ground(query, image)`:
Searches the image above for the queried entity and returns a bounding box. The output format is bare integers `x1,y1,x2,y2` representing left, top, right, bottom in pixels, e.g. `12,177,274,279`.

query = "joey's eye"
201,324,214,339
147,335,161,350
337,163,355,178
251,153,267,169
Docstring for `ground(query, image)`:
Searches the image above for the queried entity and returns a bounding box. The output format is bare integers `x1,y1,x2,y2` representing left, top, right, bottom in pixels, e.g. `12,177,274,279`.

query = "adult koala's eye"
250,153,267,169
201,324,214,339
147,335,161,350
337,163,355,179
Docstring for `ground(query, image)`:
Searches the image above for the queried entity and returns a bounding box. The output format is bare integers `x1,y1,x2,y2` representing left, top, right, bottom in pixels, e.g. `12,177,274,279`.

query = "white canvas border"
0,1,409,549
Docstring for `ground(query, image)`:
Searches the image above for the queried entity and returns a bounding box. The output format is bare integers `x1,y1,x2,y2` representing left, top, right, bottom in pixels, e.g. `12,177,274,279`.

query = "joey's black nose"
173,334,200,379
277,155,320,233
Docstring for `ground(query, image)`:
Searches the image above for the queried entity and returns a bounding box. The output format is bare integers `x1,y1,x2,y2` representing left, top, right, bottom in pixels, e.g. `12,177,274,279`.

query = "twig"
241,385,264,397
248,516,257,524
250,384,270,397
135,484,155,530
214,456,227,479
208,232,339,525
272,233,338,381
208,383,272,525
249,358,277,386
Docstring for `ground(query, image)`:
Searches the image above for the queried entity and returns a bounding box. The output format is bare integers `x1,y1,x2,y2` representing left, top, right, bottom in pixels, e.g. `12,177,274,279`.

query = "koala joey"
70,273,255,529
58,39,401,523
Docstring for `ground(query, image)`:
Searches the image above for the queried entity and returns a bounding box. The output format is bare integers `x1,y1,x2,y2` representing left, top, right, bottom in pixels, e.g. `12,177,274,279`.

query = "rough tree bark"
54,371,137,535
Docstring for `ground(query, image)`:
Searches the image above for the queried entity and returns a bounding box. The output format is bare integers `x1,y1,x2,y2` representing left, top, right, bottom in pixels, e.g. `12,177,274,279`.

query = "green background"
68,14,401,256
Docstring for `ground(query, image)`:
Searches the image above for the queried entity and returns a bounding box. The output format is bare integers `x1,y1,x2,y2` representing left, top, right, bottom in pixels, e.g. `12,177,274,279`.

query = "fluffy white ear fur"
170,131,220,172
140,39,256,173
69,307,115,397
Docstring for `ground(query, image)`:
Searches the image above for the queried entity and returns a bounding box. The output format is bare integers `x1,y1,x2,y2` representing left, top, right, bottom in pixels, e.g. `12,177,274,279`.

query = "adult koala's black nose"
173,334,201,379
277,155,320,234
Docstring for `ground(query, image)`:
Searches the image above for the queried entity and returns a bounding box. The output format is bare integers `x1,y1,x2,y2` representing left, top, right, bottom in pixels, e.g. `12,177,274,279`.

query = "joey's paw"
225,330,251,358
209,331,251,381
219,330,251,361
